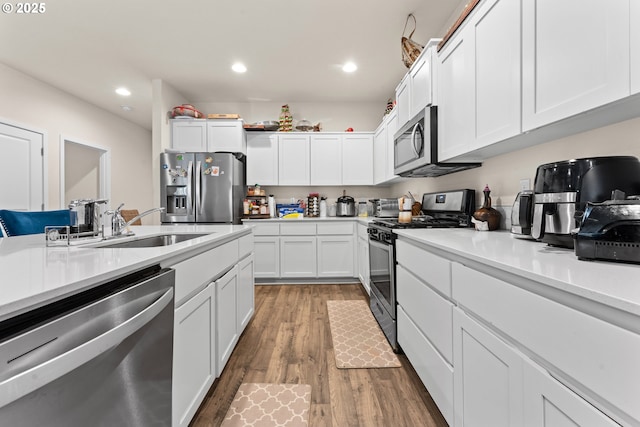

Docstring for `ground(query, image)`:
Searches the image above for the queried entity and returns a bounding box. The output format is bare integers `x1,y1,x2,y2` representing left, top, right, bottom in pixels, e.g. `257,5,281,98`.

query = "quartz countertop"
0,224,251,322
394,229,640,317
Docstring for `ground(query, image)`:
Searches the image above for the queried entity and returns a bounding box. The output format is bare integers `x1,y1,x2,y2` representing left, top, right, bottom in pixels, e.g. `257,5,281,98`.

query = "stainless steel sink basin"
94,233,211,248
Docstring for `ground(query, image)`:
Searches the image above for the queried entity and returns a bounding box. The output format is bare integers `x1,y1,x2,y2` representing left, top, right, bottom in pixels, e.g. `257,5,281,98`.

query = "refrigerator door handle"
195,160,202,214
188,160,194,212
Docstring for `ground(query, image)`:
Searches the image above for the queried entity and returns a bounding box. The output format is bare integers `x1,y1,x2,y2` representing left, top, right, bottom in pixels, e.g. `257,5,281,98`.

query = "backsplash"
255,186,394,206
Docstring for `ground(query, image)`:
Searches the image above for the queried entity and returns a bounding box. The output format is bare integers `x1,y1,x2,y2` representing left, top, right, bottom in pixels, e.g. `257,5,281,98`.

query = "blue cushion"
0,210,72,237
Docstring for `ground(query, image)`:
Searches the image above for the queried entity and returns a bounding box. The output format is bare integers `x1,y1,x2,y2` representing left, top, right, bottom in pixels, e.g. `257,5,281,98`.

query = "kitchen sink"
93,233,211,248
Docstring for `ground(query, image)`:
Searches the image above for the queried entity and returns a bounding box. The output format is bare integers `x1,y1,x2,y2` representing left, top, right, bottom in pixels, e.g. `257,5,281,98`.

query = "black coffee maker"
531,156,640,248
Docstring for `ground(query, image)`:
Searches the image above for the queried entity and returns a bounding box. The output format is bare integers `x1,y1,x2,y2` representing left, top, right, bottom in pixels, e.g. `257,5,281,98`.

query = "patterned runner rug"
326,300,401,369
221,383,311,427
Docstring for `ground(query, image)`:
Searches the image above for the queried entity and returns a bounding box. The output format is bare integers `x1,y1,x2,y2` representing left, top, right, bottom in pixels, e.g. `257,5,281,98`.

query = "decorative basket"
401,14,424,69
170,104,204,119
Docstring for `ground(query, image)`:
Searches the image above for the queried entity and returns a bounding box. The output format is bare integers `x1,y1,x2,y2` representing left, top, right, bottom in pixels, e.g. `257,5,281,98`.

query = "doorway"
0,122,44,210
59,136,110,208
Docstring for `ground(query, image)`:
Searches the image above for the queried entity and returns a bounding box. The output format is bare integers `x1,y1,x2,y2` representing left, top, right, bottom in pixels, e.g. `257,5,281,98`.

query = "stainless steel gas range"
367,189,475,352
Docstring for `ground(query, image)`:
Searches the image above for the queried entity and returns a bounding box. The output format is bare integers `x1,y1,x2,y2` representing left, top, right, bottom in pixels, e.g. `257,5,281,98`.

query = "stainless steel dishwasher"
0,265,174,426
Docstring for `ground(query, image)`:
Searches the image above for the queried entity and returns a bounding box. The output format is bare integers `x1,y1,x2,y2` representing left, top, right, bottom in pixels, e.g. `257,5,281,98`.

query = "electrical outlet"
519,179,530,192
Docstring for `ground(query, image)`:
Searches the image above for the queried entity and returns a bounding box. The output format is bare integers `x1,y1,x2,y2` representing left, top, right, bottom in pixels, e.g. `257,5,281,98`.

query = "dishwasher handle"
0,286,173,408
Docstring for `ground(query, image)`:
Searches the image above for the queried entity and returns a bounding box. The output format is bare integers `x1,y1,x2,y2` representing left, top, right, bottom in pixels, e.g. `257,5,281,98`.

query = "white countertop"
394,229,640,317
0,224,251,322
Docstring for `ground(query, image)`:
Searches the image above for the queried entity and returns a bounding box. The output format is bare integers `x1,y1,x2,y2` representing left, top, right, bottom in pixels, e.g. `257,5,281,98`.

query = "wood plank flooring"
191,284,448,427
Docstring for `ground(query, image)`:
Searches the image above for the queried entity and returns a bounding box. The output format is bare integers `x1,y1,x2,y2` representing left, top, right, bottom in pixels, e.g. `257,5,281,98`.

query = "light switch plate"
519,179,530,192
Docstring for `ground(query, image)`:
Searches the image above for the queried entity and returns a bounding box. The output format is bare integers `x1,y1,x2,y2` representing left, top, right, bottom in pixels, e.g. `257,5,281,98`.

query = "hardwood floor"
191,284,448,427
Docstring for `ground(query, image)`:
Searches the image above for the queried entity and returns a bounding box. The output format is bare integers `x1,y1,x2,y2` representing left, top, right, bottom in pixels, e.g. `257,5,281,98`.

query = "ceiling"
0,0,462,130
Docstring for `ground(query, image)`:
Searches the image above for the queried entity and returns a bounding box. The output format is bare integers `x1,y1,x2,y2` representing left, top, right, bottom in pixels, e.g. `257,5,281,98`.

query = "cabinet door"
396,75,411,129
317,235,355,277
216,266,238,376
385,109,399,181
246,133,278,186
373,123,387,185
173,283,215,427
471,0,521,148
310,134,342,185
409,51,432,117
171,119,207,151
280,236,316,278
632,1,640,94
522,0,630,131
453,308,523,427
278,134,310,185
523,361,620,427
237,254,255,333
437,29,473,161
357,234,370,293
254,236,279,278
206,120,246,153
342,134,373,185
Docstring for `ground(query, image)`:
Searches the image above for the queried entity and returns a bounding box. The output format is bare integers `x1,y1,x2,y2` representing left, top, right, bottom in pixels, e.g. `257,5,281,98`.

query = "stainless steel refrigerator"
160,152,245,224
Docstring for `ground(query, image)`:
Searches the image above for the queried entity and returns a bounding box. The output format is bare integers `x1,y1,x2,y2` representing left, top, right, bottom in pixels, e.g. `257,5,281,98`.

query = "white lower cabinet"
523,360,619,427
357,223,370,293
280,236,317,278
453,307,524,427
254,236,279,278
317,235,354,277
172,283,215,427
398,306,454,425
216,266,238,376
237,254,255,332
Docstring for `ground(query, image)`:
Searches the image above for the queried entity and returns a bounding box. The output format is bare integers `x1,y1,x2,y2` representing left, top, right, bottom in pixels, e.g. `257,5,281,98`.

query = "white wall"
64,142,100,204
0,62,153,217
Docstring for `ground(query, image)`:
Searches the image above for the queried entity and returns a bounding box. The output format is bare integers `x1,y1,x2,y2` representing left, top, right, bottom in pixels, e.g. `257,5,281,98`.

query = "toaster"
372,198,400,217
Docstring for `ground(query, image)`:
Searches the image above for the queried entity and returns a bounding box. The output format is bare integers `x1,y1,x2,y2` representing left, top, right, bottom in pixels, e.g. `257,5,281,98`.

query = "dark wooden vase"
473,187,502,231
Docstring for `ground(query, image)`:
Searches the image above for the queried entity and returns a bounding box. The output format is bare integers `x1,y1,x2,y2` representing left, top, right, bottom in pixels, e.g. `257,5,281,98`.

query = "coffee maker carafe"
531,156,640,248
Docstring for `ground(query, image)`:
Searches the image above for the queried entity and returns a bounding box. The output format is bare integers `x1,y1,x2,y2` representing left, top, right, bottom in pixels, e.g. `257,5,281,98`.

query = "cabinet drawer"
238,233,254,258
317,222,354,235
173,240,239,306
280,222,316,235
396,239,452,297
398,306,454,426
252,223,279,236
396,264,453,364
452,263,640,424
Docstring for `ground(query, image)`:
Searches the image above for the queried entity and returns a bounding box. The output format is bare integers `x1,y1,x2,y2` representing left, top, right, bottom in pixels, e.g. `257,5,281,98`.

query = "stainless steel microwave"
393,106,480,177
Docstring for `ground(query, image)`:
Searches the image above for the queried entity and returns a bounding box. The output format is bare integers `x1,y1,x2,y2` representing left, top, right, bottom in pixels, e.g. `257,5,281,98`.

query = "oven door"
368,232,396,319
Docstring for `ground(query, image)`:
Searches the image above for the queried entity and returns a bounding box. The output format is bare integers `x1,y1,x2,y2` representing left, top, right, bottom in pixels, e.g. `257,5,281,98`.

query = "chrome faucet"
105,204,165,237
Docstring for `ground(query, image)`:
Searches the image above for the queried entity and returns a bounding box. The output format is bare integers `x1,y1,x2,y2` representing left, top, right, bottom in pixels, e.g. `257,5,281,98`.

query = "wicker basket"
401,14,424,69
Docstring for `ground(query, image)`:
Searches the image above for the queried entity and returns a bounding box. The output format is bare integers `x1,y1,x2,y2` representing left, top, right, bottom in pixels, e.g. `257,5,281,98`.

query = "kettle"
510,191,534,237
336,190,356,217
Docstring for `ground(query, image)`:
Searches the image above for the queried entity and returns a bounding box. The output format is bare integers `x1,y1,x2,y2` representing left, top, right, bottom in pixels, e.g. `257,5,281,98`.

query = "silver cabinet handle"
0,288,173,407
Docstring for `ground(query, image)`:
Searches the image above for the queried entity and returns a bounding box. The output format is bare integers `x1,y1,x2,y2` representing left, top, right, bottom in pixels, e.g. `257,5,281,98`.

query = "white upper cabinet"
395,74,411,130
246,133,278,186
470,0,521,149
171,119,207,152
171,119,246,153
206,120,246,153
278,134,310,186
342,133,373,185
373,109,400,185
522,0,630,131
409,41,439,117
631,1,640,94
310,134,342,185
437,27,474,162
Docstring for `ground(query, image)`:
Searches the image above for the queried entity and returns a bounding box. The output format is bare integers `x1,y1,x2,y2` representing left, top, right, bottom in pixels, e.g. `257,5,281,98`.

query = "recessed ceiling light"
342,62,357,73
232,63,247,73
115,87,131,96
